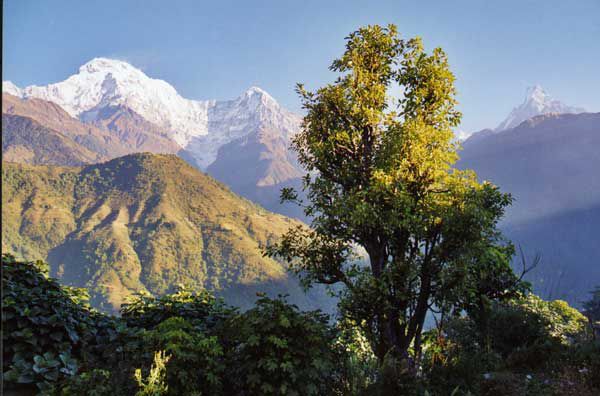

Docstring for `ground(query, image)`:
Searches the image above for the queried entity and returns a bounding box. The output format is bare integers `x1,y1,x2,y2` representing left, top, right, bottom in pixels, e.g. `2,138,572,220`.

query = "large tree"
268,25,518,372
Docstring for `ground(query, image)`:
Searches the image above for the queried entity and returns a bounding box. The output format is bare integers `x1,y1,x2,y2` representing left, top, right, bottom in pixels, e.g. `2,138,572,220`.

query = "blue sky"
3,0,599,132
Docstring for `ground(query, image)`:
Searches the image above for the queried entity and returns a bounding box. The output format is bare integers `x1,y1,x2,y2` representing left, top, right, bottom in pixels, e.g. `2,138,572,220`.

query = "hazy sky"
3,0,599,132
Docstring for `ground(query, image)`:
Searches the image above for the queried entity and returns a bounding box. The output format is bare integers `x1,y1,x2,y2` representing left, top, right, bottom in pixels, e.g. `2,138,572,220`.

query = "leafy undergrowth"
3,253,599,396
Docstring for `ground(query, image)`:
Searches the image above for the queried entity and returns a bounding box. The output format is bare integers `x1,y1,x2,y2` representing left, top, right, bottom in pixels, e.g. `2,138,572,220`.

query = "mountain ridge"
2,113,101,165
3,58,303,171
1,153,328,312
2,93,181,157
495,85,585,132
458,112,600,305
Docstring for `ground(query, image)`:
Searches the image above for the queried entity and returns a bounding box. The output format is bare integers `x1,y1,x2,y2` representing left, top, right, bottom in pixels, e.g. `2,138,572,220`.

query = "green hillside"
2,153,325,312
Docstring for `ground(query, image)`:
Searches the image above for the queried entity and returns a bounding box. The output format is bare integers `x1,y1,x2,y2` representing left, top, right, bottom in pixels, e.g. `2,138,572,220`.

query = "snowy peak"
495,85,585,131
234,86,280,113
2,58,301,170
525,84,549,108
3,57,207,145
79,57,142,75
183,86,301,170
243,86,271,98
3,81,22,97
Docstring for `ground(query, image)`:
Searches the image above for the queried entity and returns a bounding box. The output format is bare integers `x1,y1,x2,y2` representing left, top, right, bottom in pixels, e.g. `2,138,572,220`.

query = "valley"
2,61,599,310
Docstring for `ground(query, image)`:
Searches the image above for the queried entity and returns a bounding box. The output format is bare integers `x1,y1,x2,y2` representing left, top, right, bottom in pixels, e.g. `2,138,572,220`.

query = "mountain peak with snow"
2,58,301,170
495,85,585,131
244,86,269,96
78,57,139,74
3,81,22,97
524,84,548,106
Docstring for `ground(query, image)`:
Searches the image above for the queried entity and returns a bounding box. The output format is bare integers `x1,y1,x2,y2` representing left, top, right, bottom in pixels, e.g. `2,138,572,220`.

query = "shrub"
226,295,340,395
2,254,104,393
53,369,113,396
142,317,225,395
479,372,526,396
120,287,235,331
334,321,379,395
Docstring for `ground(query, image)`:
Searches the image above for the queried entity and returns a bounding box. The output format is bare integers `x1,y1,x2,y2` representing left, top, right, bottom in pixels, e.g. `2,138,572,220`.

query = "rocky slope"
2,93,180,157
2,114,101,165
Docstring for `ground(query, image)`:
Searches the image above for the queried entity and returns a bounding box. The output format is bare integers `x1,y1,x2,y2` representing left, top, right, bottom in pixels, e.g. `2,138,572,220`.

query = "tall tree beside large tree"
268,24,517,372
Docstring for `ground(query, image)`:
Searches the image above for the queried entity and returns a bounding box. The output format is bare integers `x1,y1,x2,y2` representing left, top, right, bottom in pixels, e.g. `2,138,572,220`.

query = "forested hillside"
2,153,328,312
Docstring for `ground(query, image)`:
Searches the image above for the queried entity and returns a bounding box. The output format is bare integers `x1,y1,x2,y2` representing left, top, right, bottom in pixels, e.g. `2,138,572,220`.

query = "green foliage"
334,320,380,394
267,25,520,385
227,295,340,395
582,286,600,330
477,372,527,396
2,253,101,393
143,317,225,395
422,293,598,395
53,369,113,396
135,351,170,396
121,287,236,330
4,243,598,395
3,254,349,395
508,294,590,345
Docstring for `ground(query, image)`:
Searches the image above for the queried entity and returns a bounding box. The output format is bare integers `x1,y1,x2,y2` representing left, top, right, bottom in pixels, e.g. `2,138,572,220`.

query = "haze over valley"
3,2,600,394
3,59,598,308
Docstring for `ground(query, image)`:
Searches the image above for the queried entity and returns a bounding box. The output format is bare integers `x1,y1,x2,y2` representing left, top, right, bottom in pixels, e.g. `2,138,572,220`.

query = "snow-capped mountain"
184,86,301,169
7,58,210,147
495,85,585,132
3,58,302,170
2,81,22,97
459,112,600,305
3,58,306,218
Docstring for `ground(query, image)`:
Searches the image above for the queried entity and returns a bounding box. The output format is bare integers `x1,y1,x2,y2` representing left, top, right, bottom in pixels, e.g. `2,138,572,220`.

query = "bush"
1,254,112,393
2,257,345,395
479,372,526,396
120,287,236,331
487,294,590,371
53,369,113,396
142,317,225,395
422,293,597,395
134,351,170,396
226,295,340,395
334,321,379,395
10,252,594,396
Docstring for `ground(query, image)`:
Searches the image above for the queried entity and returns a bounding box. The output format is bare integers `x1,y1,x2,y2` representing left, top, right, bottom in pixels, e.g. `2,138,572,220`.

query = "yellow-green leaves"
273,24,517,371
134,351,170,396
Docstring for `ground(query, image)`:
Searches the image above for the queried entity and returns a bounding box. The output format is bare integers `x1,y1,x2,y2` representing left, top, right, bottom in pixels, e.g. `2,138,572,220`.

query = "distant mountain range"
2,91,179,162
3,59,598,307
459,112,600,304
1,154,329,313
3,58,304,215
495,85,585,132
